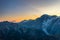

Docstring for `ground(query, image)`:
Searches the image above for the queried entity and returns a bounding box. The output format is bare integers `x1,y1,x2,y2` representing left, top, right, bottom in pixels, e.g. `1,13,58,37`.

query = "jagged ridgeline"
0,14,60,40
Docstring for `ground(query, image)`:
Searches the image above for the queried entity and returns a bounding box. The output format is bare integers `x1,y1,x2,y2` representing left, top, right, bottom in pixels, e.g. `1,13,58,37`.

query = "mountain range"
0,14,60,40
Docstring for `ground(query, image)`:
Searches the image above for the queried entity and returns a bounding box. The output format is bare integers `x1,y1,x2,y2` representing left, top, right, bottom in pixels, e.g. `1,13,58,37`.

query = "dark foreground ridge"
0,14,60,40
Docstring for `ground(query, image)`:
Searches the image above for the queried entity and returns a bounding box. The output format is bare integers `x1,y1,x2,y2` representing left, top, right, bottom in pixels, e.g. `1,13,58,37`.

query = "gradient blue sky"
0,0,60,22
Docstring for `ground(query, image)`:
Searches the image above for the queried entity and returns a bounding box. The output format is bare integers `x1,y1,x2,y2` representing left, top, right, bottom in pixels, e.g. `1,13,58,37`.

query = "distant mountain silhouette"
0,14,60,40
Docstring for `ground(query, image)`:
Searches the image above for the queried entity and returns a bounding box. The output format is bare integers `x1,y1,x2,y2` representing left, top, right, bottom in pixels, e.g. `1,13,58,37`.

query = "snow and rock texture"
0,14,60,40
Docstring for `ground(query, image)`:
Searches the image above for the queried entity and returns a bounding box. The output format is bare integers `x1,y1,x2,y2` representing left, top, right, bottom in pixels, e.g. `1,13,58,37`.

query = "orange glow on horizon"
0,15,41,22
13,15,41,22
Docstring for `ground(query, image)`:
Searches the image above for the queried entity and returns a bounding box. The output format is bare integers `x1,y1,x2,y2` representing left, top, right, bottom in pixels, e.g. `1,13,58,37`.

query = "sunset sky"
0,0,60,22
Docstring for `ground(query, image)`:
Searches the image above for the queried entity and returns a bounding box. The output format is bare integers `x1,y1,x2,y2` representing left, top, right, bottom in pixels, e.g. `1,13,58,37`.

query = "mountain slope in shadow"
0,14,60,40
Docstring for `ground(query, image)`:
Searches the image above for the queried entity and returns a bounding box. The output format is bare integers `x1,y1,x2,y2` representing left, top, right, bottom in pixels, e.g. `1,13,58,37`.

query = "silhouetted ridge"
0,14,60,40
36,14,57,21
